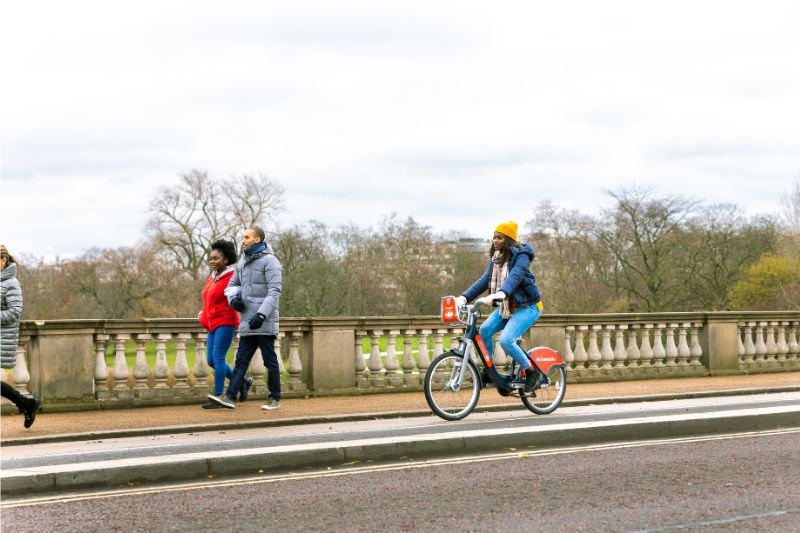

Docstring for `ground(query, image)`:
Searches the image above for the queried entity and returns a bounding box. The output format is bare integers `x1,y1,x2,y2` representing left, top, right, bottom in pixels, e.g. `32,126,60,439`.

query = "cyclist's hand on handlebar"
454,295,467,308
476,291,506,307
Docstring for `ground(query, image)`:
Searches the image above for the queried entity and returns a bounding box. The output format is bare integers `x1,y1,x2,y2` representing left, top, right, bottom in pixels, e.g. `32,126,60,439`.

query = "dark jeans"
226,335,280,401
1,380,25,408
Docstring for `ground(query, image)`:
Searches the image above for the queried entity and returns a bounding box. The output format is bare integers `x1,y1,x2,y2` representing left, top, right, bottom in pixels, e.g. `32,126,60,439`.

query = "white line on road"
4,427,799,509
630,508,800,532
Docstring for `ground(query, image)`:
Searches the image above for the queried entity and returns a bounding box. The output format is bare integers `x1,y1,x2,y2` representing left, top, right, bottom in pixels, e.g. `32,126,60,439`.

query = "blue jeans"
207,326,235,395
478,306,542,369
226,335,281,401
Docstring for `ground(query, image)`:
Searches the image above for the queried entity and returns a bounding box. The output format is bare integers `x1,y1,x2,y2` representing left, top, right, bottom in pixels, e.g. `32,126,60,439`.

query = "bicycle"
424,296,567,421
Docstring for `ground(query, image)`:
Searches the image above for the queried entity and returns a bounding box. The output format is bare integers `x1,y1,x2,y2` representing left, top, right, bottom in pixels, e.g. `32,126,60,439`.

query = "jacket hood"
511,243,535,261
1,262,17,281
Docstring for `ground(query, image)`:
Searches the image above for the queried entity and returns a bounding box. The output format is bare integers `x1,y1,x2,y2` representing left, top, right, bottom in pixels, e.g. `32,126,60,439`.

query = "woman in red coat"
198,240,251,408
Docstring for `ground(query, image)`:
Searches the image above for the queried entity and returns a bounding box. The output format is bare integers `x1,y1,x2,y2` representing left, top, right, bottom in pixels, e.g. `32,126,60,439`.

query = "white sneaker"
208,394,235,409
261,396,281,410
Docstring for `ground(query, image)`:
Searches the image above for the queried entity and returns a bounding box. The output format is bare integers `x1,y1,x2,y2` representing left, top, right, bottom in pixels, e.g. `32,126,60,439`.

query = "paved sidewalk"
2,372,798,443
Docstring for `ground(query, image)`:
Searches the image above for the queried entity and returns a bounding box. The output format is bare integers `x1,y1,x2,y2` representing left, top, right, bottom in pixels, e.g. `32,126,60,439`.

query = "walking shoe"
208,393,236,409
260,396,281,410
201,400,221,409
239,376,254,402
22,396,41,429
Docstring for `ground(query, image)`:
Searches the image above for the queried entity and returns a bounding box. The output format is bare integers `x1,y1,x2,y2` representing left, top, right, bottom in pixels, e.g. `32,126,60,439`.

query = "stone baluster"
172,333,191,389
676,323,691,367
754,322,768,362
401,330,416,375
743,322,756,364
433,329,446,358
573,326,588,369
587,326,602,369
133,334,151,391
192,333,208,387
664,324,679,367
689,323,704,366
417,330,431,371
626,325,641,367
737,323,746,360
600,326,614,369
385,330,400,382
450,328,464,351
153,333,171,388
368,330,384,385
776,322,789,362
12,335,31,395
764,322,778,362
652,324,666,367
787,322,799,361
287,332,305,390
613,325,627,368
563,326,575,368
94,334,110,397
276,333,285,375
112,333,131,391
639,325,654,367
355,330,367,385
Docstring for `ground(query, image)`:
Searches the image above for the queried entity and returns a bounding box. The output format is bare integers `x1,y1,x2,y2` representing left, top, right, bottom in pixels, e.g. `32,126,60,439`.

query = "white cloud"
2,0,799,258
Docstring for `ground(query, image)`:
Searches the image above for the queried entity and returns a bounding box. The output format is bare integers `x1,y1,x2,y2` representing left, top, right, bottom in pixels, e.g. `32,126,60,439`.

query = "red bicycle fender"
527,347,565,374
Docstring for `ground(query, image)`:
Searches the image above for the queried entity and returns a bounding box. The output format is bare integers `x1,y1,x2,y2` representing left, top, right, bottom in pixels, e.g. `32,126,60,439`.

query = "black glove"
248,313,266,330
229,295,246,312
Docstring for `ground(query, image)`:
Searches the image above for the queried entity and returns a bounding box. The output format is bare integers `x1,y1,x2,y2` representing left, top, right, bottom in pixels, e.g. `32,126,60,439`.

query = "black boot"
524,368,540,393
21,396,41,429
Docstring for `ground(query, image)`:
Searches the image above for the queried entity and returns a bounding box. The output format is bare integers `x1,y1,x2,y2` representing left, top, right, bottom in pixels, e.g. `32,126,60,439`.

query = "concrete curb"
3,386,798,447
2,403,798,497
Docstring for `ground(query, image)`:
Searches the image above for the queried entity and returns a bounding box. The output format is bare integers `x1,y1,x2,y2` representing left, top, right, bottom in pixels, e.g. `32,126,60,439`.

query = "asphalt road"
4,428,798,532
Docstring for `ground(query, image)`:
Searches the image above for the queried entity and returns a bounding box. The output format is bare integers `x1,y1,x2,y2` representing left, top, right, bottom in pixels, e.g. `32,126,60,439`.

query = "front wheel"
424,350,481,421
521,366,567,415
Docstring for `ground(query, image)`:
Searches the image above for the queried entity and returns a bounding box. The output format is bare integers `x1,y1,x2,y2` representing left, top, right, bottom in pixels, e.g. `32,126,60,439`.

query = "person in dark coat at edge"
1,244,41,428
208,226,283,411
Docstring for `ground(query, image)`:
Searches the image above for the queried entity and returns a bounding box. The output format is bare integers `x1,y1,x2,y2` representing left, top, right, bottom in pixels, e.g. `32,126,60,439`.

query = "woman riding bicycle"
455,221,543,393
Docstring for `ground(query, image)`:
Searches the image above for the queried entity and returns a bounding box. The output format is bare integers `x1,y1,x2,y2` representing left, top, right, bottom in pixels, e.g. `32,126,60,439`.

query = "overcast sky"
2,1,799,260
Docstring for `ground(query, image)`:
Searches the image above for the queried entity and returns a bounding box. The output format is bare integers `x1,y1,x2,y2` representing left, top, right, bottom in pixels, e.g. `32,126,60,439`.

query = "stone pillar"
705,318,742,375
304,325,355,391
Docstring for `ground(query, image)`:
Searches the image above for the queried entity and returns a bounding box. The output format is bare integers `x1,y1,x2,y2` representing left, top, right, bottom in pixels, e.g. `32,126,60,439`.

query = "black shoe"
201,400,221,409
524,369,540,393
22,396,41,429
239,376,254,402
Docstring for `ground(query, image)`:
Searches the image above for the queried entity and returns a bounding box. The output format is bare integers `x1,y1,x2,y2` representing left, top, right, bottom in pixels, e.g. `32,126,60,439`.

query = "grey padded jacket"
1,263,23,367
226,243,282,336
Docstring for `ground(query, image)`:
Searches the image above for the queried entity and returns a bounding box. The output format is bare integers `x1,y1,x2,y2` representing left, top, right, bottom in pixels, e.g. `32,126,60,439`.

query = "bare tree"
781,176,800,230
146,170,284,279
594,188,698,311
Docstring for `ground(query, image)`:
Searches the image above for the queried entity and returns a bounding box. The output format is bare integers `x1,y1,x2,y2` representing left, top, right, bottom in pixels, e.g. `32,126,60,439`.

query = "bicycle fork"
448,339,474,391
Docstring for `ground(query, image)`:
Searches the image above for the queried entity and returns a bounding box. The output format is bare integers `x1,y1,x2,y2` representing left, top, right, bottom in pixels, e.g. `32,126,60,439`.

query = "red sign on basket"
440,296,458,324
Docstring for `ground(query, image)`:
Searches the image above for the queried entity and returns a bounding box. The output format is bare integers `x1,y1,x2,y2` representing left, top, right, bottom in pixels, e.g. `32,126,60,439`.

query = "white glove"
197,311,202,319
223,286,241,299
454,296,467,308
476,291,506,307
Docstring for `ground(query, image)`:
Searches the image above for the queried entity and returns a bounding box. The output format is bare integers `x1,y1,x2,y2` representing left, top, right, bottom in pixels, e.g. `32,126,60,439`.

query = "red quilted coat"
199,268,240,332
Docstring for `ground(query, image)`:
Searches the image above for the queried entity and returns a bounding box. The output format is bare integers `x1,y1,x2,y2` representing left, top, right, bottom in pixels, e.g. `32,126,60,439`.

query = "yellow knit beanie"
494,221,518,242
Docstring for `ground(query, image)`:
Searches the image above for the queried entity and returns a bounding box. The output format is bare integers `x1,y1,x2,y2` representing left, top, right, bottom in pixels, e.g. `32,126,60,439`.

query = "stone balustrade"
3,311,798,411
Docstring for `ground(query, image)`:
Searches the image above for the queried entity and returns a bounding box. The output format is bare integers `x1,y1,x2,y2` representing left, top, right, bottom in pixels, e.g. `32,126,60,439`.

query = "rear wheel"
424,350,481,421
521,366,567,415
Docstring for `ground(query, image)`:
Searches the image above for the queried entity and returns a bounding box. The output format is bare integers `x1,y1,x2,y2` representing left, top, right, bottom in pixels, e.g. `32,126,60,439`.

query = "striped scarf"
490,251,512,319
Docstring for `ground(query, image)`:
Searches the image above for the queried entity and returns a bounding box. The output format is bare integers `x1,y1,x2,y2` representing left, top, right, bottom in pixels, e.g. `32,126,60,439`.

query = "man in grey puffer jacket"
208,227,282,410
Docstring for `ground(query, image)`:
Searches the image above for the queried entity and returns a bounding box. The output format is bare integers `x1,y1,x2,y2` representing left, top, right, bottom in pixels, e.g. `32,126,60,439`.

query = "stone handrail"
3,311,798,411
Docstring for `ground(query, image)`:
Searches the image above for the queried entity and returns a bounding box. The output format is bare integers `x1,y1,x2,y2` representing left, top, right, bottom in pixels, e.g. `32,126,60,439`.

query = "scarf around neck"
490,251,512,319
244,241,267,258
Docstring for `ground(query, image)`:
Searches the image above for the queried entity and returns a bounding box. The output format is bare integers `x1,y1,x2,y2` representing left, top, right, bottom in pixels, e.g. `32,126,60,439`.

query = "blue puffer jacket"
226,243,282,336
462,244,541,308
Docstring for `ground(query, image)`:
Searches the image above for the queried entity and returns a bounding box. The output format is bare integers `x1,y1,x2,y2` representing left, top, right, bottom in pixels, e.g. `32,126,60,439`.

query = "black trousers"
226,335,281,401
1,380,25,408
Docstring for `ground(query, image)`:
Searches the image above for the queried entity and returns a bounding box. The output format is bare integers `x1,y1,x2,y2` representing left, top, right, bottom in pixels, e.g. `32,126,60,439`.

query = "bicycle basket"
440,296,459,324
